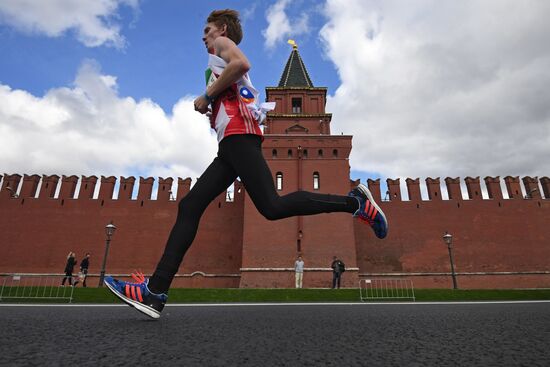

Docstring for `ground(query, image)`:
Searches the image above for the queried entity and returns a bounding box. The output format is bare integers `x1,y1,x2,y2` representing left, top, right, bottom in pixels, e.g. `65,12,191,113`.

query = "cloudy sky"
1,0,549,199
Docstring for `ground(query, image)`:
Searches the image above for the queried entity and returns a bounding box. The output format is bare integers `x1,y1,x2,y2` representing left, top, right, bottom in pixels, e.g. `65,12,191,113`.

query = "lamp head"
443,232,453,246
105,221,117,237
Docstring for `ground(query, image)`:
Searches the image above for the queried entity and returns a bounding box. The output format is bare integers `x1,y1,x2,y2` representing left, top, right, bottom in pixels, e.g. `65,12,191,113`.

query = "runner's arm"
194,37,250,114
207,37,250,98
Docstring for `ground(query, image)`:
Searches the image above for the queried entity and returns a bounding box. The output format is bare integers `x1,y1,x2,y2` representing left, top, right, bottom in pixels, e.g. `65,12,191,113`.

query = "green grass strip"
2,287,550,304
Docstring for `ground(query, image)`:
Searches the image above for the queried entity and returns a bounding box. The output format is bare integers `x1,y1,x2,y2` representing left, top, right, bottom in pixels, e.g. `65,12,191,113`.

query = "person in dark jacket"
79,253,90,287
61,252,77,286
331,256,346,289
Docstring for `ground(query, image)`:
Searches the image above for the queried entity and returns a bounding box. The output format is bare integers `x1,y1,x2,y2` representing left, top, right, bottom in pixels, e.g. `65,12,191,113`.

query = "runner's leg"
148,156,237,294
220,135,358,220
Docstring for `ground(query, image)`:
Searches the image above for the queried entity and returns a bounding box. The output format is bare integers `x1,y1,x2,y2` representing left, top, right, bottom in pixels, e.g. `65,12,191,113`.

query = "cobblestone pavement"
1,302,549,366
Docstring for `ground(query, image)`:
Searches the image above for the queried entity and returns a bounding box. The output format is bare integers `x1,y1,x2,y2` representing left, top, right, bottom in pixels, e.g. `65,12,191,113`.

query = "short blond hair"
207,9,243,45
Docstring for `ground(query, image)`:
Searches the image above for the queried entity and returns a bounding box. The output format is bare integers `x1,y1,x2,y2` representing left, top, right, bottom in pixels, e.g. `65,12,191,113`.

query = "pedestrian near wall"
295,255,305,288
80,253,90,287
331,256,345,289
61,252,77,286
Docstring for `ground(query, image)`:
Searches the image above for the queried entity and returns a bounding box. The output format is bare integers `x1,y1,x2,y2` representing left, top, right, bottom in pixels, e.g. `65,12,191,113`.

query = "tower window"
313,172,320,190
288,149,293,158
276,172,283,191
292,98,302,114
318,149,323,157
332,149,338,157
272,149,277,158
303,149,308,158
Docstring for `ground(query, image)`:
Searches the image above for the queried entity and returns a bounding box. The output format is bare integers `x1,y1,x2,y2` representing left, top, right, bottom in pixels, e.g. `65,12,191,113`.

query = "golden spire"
287,39,298,49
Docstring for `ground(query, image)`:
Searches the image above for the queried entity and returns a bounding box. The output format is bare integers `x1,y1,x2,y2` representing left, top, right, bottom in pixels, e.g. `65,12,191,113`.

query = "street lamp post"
98,221,117,287
443,231,458,289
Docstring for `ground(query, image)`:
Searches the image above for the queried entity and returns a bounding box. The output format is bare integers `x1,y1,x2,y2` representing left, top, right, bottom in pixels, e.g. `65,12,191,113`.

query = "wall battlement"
1,173,241,203
3,173,548,204
360,176,549,202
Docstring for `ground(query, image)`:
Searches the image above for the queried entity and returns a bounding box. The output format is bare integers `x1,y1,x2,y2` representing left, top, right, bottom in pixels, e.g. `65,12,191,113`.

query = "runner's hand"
194,95,210,114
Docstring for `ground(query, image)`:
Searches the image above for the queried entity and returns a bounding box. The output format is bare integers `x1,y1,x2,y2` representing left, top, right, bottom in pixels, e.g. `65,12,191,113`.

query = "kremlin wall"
1,48,549,289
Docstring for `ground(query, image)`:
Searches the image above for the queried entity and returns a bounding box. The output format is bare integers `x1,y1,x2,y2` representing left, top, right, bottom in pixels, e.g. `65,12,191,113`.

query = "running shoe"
349,183,388,239
105,271,167,319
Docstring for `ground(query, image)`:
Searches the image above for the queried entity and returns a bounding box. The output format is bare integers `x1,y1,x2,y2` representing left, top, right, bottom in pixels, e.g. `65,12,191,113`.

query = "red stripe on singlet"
237,99,252,134
241,97,257,133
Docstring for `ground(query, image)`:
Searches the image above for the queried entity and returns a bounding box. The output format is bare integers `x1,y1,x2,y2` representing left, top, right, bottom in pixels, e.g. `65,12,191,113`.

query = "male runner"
105,9,388,319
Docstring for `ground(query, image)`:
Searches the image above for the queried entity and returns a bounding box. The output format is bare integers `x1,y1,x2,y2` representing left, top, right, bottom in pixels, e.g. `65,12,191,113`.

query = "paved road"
1,302,549,366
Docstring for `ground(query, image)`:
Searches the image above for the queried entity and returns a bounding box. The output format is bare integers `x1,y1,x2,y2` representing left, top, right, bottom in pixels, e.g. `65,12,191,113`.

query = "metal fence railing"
359,278,415,302
0,274,75,303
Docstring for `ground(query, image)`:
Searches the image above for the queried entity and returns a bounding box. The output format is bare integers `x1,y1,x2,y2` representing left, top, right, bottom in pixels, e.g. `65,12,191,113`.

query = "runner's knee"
257,200,285,221
177,193,206,217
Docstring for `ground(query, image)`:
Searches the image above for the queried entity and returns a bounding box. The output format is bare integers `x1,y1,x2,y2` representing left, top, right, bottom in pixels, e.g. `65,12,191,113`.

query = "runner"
105,9,388,319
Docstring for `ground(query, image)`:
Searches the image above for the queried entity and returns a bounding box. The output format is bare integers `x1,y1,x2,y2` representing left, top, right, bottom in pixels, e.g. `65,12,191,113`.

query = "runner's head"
204,9,243,47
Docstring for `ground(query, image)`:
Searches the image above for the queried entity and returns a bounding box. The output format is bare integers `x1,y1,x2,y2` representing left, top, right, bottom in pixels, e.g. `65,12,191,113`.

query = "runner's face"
203,22,225,52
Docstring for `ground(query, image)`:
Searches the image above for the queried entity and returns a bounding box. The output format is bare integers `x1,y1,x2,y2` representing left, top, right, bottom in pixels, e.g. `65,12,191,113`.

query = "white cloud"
263,0,309,49
241,3,258,24
0,0,139,48
320,0,550,181
0,60,218,184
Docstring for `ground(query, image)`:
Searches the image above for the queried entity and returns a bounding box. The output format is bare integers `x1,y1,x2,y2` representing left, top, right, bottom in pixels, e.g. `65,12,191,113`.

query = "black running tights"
148,134,358,294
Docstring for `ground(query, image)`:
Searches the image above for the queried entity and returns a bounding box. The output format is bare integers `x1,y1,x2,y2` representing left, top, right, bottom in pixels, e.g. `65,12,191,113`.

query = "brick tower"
239,43,358,288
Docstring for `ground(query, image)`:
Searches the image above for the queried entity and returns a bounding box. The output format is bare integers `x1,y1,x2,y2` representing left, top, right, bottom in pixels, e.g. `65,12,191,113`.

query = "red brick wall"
0,176,244,288
355,182,550,289
1,174,549,289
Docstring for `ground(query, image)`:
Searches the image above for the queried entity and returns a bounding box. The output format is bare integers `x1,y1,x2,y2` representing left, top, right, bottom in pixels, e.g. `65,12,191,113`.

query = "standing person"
331,256,345,289
295,255,305,288
105,9,388,319
61,252,77,286
80,253,90,287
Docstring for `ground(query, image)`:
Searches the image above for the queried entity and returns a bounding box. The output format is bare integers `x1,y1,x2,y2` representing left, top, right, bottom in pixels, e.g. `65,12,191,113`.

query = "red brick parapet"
386,178,401,201
484,176,502,199
426,177,441,201
405,178,421,202
444,177,462,200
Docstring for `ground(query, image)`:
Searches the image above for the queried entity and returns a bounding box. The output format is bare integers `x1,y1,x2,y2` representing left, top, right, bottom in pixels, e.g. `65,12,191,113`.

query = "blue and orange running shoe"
349,183,388,239
105,271,167,319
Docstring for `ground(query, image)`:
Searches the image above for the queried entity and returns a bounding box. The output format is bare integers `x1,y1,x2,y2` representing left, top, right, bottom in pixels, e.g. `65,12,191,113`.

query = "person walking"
80,253,90,287
105,9,388,319
331,256,345,289
295,255,305,288
61,252,77,286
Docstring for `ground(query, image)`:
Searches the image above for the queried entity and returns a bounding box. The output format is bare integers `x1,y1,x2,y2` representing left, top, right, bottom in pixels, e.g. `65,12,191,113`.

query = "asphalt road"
1,302,549,366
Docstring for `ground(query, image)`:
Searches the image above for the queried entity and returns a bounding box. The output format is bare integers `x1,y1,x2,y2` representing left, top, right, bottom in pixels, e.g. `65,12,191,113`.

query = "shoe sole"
357,183,388,238
105,280,161,319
